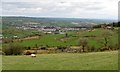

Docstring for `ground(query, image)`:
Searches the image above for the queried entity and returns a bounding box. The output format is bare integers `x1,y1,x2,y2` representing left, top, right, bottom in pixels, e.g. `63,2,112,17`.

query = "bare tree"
102,30,112,48
79,38,88,52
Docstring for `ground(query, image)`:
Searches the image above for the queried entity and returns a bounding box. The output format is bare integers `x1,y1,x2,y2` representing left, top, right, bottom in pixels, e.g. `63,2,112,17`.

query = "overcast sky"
1,0,119,20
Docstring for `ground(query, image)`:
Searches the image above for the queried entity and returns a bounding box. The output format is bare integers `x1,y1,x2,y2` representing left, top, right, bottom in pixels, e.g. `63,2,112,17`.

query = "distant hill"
2,16,117,27
39,17,117,24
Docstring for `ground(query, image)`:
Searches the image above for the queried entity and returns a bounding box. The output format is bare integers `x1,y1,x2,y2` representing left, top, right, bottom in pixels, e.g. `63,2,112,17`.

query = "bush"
99,47,109,51
0,51,5,55
57,46,67,52
40,46,47,50
91,46,96,52
3,44,24,55
3,38,13,43
24,50,32,55
24,46,31,50
57,46,67,50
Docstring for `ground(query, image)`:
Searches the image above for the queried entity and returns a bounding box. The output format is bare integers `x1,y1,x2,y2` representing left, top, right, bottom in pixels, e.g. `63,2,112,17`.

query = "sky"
1,0,119,20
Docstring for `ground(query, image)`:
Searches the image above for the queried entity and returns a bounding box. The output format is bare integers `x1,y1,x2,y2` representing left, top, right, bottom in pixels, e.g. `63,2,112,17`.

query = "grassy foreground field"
2,51,118,70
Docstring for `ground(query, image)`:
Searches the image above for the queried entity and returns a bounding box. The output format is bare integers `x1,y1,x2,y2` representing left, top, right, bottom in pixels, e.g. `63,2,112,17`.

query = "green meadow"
4,28,118,49
2,51,118,70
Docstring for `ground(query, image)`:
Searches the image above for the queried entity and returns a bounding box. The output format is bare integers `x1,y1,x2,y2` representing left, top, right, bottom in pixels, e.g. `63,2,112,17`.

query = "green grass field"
2,51,118,70
4,28,117,49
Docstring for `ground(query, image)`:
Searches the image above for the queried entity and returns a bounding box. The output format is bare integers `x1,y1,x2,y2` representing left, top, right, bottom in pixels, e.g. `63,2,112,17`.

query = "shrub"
40,46,47,50
57,46,67,52
57,46,67,50
91,46,96,52
3,38,13,43
99,47,109,51
24,46,31,50
24,50,32,55
24,50,37,55
3,44,24,55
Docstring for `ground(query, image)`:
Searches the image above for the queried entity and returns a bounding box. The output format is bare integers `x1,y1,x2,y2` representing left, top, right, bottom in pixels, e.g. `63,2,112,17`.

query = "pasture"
2,51,118,70
4,28,118,49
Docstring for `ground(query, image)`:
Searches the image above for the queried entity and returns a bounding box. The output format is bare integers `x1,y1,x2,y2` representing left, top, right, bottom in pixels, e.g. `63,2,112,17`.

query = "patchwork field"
3,28,118,49
1,15,119,71
2,51,118,70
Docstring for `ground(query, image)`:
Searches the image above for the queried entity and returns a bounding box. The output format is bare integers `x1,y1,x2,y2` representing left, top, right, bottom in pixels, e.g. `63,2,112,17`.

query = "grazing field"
3,28,118,49
2,51,118,70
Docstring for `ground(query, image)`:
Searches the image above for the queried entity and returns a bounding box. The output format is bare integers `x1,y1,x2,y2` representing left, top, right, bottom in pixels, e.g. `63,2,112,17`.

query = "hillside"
2,16,117,27
2,51,118,70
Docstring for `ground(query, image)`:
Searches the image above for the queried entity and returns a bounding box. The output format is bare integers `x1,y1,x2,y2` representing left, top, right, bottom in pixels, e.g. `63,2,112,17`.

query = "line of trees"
2,41,119,55
2,28,119,55
93,21,120,28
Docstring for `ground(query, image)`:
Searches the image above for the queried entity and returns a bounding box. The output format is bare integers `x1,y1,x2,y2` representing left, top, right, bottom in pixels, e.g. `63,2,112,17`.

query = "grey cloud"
1,1,117,19
2,2,103,12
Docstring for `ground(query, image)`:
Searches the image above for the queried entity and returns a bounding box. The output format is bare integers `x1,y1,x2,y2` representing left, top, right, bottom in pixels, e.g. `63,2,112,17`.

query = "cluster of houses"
15,24,88,34
2,23,116,40
15,24,116,35
2,22,117,38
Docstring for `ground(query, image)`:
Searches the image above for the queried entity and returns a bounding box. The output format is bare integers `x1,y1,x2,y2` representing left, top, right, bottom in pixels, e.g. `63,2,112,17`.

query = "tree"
3,43,24,55
65,33,68,37
79,38,88,52
101,30,112,48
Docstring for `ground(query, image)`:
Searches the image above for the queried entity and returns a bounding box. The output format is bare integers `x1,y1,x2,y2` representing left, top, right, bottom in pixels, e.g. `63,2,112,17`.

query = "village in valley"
1,20,118,39
1,17,119,70
1,0,119,70
1,17,119,54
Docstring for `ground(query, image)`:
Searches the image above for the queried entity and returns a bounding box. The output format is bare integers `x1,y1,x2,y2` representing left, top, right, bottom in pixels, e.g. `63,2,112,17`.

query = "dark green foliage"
93,21,120,28
91,46,95,51
3,44,24,55
25,46,31,50
65,33,68,37
57,46,67,49
93,25,101,28
102,30,112,47
57,46,67,52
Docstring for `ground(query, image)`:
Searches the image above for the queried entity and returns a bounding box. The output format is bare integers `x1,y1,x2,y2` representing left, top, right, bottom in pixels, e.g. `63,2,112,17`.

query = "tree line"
93,21,120,28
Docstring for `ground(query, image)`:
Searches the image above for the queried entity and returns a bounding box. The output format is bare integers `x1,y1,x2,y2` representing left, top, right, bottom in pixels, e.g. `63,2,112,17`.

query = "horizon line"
0,15,118,20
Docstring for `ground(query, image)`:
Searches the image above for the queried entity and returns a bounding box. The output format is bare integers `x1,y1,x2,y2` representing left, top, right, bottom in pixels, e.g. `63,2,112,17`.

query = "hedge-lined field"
3,28,118,49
